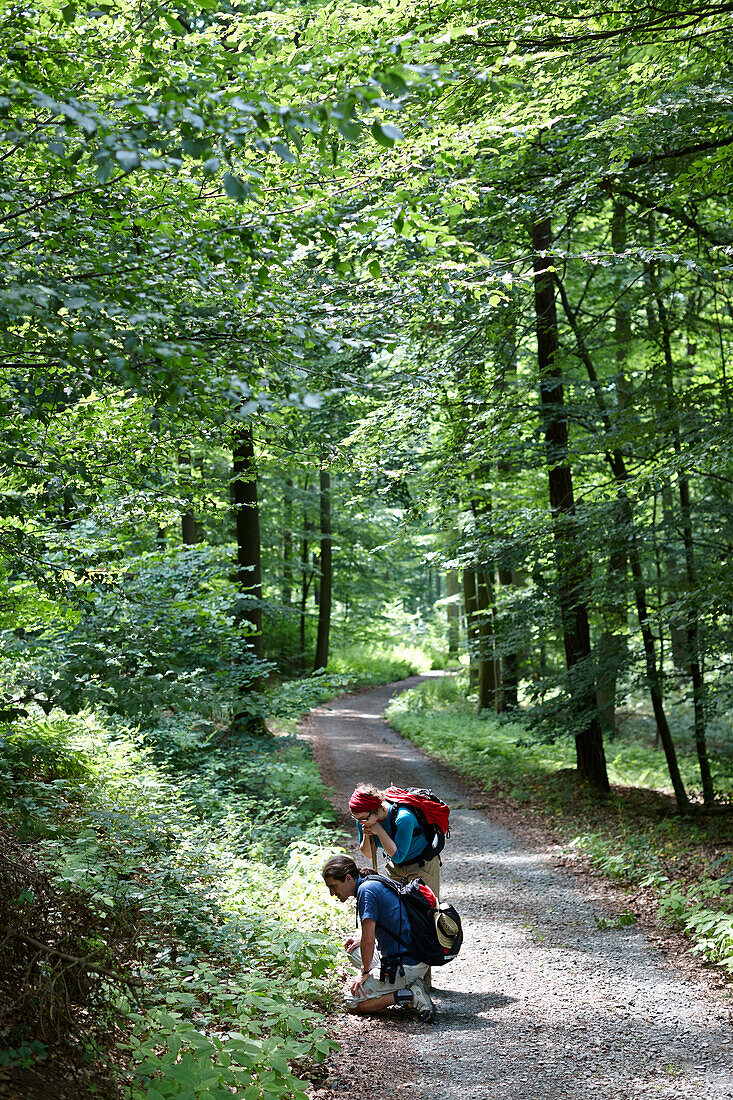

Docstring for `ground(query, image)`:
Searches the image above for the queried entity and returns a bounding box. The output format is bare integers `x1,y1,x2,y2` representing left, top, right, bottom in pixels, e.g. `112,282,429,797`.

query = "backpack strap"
356,876,413,962
387,802,433,865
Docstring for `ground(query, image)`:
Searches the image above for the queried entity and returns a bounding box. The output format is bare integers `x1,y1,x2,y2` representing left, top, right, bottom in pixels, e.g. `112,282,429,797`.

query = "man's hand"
349,972,369,997
344,933,360,953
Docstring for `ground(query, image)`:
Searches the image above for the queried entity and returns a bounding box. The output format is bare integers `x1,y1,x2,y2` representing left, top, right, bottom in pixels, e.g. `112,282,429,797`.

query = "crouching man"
322,854,435,1022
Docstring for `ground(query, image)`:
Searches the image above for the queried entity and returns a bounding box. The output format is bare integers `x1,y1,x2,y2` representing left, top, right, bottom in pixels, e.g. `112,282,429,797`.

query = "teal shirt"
358,803,426,864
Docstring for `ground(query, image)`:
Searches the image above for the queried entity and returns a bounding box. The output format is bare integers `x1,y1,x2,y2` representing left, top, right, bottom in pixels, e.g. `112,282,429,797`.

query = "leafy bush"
2,546,267,725
327,642,428,686
0,708,346,1098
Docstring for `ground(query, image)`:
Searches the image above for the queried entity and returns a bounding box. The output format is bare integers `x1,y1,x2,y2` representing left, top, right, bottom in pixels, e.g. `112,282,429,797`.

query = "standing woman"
348,783,441,899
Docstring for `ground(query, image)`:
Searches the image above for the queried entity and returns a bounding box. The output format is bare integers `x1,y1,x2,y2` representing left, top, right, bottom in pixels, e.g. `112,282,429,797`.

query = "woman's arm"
358,829,372,860
369,819,397,858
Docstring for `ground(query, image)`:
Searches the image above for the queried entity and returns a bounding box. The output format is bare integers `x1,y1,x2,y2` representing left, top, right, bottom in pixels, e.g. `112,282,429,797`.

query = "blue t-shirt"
356,875,418,965
357,804,426,864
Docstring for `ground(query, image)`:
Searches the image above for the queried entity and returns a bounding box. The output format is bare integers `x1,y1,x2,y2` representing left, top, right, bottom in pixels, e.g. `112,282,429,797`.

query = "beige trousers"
385,853,441,899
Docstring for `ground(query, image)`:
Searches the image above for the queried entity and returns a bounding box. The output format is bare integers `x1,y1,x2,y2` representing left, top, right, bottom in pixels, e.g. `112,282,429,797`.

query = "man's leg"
344,962,435,1020
348,991,400,1015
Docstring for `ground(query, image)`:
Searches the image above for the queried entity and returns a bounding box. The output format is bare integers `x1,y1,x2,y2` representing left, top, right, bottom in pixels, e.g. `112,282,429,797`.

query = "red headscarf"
348,789,381,815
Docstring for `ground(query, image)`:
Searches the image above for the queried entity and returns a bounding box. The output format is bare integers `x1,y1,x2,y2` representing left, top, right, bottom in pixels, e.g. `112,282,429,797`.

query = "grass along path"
386,677,733,980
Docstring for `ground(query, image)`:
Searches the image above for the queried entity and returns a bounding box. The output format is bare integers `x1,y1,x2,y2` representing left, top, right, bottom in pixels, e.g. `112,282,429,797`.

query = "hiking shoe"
409,977,436,1023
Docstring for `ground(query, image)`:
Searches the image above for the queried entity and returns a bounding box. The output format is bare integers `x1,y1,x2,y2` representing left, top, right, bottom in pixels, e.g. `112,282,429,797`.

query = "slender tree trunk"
594,203,631,737
463,568,480,689
494,298,522,711
233,426,263,658
314,468,332,670
653,276,714,804
596,542,627,739
179,452,197,545
533,217,609,790
282,475,293,607
625,496,690,810
426,566,434,610
446,570,461,657
497,564,520,710
475,568,499,711
232,424,265,732
299,481,312,673
554,265,690,812
661,481,689,670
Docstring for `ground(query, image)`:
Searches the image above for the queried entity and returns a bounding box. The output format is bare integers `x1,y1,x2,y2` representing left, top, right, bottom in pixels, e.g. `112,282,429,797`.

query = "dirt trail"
300,676,732,1100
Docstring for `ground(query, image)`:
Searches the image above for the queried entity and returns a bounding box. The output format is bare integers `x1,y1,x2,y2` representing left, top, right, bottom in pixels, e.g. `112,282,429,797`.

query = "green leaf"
223,172,250,200
371,121,403,148
272,142,296,163
379,123,404,142
115,150,140,172
162,13,187,34
335,117,362,142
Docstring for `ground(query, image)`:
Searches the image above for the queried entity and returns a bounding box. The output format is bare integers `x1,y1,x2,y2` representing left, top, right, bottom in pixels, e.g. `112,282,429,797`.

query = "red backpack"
383,786,451,860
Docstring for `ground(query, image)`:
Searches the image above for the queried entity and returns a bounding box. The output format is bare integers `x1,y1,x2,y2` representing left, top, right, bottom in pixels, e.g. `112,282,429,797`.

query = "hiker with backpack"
348,784,449,898
321,854,437,1022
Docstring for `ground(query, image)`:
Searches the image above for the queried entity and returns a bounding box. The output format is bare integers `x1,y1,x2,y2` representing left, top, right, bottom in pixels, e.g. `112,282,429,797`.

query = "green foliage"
327,642,428,686
387,676,575,796
388,678,733,798
0,706,346,1096
575,835,733,975
2,546,266,723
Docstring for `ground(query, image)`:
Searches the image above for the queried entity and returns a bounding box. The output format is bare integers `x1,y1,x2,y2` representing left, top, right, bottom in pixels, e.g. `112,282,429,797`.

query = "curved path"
301,676,732,1100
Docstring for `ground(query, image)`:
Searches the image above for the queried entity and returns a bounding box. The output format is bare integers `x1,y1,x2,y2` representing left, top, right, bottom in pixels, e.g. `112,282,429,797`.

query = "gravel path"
300,676,733,1100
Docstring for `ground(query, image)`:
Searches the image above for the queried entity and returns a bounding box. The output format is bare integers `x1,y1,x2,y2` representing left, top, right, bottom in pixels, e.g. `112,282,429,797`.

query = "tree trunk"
661,481,690,670
178,452,197,545
299,483,312,673
231,424,265,734
653,276,714,804
475,567,499,711
593,202,631,738
533,217,610,791
282,475,293,607
314,467,332,670
625,497,690,811
446,570,461,657
232,425,263,661
596,540,627,739
554,263,690,812
463,568,479,690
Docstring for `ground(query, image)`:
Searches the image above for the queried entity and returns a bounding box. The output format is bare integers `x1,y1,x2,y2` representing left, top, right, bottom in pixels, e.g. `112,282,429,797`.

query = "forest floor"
300,675,733,1100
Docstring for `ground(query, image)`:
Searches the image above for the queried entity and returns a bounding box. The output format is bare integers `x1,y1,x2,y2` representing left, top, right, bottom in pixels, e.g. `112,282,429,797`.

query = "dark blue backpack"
358,874,463,968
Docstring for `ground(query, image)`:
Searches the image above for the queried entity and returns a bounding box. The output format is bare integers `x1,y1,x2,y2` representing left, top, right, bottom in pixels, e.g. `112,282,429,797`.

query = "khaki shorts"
344,947,427,1008
385,854,441,899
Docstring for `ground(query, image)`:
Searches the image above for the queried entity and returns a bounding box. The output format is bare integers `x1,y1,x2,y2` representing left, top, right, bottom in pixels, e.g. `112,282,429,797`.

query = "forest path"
300,675,732,1100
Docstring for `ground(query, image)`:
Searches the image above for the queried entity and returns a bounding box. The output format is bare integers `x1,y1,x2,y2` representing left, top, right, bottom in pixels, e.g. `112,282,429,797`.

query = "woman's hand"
370,820,397,857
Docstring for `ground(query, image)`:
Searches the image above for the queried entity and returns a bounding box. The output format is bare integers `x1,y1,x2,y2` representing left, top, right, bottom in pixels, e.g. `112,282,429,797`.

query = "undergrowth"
325,642,429,686
386,676,733,978
0,709,347,1099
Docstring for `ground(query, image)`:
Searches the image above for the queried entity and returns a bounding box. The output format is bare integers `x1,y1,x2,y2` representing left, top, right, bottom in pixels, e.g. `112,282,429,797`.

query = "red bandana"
348,790,381,815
